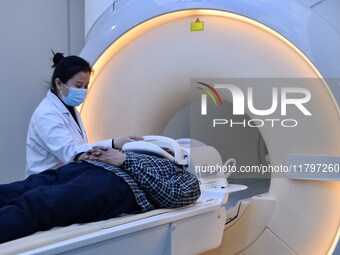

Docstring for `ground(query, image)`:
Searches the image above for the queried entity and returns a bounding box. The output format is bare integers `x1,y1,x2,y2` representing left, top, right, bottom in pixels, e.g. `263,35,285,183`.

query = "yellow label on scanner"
191,18,204,32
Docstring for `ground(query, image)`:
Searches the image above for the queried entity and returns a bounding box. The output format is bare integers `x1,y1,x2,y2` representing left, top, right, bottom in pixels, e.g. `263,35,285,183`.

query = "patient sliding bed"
0,137,246,255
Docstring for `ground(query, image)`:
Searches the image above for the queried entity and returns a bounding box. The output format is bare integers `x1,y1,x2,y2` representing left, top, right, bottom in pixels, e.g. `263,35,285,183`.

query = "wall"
0,0,85,184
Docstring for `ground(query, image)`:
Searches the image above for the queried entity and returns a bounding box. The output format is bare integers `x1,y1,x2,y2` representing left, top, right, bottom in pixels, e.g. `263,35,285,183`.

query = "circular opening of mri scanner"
80,10,321,205
80,9,325,204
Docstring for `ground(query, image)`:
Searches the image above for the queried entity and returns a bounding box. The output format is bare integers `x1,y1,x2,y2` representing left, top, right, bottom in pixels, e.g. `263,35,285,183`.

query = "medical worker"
26,52,142,176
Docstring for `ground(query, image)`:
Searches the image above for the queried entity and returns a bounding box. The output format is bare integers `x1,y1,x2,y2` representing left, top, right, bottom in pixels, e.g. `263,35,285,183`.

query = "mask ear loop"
59,83,69,98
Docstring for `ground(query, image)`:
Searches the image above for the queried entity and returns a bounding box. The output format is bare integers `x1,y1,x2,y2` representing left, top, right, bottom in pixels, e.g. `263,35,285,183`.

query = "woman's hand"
83,146,126,167
113,135,144,150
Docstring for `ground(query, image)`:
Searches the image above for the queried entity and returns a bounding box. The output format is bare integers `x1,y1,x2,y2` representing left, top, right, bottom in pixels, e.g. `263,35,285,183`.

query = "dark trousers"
0,162,138,244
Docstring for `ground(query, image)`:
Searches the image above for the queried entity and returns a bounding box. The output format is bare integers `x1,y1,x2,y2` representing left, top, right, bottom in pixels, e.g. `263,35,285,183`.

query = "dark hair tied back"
50,50,92,90
52,52,65,68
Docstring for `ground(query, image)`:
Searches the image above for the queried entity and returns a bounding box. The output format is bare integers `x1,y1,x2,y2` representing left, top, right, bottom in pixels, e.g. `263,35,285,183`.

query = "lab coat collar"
47,90,70,114
46,90,85,139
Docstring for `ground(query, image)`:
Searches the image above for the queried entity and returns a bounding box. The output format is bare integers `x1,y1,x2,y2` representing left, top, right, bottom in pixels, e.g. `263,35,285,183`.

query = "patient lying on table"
0,147,200,243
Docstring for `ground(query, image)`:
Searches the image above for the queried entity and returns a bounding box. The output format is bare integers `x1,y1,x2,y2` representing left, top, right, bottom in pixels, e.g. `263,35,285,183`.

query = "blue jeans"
0,162,138,243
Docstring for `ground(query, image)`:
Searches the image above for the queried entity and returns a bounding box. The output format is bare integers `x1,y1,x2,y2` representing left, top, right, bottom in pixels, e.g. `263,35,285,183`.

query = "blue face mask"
60,84,87,107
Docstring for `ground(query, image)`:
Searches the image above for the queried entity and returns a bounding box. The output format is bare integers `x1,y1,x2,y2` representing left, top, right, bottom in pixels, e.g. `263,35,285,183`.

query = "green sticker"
191,18,204,32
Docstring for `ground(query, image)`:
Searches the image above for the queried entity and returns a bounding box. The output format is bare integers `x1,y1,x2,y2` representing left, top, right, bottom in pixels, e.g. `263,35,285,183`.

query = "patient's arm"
113,135,144,150
77,135,143,162
84,147,126,167
83,147,201,208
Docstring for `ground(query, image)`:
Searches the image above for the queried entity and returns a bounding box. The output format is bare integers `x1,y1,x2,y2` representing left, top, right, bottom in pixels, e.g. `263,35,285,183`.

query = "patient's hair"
50,51,93,90
161,148,184,169
162,147,174,157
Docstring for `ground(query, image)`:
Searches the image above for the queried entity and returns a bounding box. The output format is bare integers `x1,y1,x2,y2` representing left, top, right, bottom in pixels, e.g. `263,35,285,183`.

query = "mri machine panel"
80,1,340,254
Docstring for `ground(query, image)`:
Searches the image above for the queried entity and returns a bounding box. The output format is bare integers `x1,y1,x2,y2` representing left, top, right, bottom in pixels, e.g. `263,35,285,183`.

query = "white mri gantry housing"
1,0,339,254
79,1,340,254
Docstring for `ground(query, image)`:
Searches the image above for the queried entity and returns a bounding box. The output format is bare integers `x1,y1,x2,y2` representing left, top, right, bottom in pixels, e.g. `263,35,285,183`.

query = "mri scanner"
0,0,339,254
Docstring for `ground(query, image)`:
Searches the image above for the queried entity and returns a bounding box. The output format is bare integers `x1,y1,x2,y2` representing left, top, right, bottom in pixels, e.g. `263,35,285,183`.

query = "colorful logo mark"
196,82,223,115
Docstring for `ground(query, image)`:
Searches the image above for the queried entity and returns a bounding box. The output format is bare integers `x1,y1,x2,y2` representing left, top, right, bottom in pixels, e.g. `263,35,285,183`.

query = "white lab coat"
26,90,112,176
